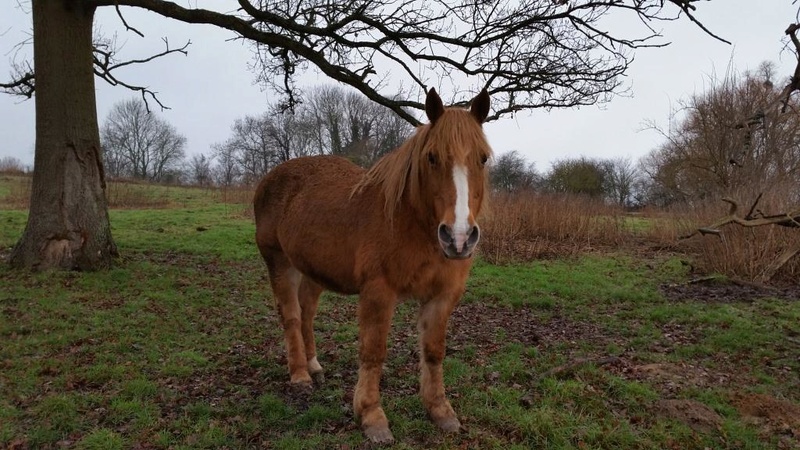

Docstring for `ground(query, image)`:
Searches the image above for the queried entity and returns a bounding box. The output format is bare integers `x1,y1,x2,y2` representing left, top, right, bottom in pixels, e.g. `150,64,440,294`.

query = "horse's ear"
426,88,445,125
470,88,490,124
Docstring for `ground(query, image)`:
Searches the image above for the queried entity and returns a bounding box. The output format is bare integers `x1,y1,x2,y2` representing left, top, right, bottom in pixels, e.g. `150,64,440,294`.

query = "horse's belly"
279,223,361,295
289,251,360,295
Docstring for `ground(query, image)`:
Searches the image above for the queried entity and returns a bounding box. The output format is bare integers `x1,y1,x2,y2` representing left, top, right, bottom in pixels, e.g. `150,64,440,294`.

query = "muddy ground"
443,278,800,448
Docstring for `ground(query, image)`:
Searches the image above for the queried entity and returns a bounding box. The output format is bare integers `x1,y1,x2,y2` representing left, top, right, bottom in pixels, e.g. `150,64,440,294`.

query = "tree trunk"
9,0,117,270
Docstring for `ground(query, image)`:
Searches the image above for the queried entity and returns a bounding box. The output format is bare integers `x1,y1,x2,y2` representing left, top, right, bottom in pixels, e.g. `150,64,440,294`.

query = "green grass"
1,178,799,448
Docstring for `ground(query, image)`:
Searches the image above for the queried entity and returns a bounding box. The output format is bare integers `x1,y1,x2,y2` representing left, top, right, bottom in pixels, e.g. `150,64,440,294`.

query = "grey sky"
1,2,797,173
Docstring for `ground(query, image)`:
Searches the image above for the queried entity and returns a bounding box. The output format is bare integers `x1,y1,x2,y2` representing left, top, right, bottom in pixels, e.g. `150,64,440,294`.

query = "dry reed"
480,192,629,264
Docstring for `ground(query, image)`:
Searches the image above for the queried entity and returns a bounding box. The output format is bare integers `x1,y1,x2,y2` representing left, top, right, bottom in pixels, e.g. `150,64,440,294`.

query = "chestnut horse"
254,88,492,443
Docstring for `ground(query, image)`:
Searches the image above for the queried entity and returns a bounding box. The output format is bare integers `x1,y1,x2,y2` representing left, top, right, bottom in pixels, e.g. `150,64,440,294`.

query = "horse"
253,88,492,444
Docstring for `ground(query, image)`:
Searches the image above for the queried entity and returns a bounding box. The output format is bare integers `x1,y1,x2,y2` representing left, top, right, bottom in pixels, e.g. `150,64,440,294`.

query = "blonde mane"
353,108,492,220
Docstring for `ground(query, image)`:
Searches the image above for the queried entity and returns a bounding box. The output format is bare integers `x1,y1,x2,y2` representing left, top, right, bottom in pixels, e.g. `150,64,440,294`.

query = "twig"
745,193,763,220
92,38,190,112
115,3,145,38
686,275,723,285
668,0,731,45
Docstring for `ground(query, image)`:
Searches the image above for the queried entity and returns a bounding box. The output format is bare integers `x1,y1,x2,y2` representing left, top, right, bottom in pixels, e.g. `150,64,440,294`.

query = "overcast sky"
1,2,797,173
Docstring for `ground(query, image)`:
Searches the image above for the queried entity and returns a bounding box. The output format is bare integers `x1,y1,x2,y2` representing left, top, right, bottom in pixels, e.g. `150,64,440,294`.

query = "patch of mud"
661,278,800,303
449,302,541,353
617,362,732,398
449,302,609,357
655,399,723,433
733,393,800,441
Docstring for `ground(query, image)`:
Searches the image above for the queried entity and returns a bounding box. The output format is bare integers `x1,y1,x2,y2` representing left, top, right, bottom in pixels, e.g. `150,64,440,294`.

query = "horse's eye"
480,154,488,165
428,153,437,165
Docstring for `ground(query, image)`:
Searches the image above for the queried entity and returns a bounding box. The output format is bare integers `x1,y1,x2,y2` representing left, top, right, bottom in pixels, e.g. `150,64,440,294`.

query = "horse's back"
257,154,358,203
254,156,367,290
255,155,363,233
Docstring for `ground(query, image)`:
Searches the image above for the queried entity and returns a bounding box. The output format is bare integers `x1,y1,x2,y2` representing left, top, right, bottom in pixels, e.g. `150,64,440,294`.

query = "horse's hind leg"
265,251,312,385
299,276,325,383
418,295,461,433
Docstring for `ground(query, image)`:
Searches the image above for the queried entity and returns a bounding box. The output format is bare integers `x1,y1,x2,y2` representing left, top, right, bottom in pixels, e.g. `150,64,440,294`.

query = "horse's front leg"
418,292,461,433
354,280,397,444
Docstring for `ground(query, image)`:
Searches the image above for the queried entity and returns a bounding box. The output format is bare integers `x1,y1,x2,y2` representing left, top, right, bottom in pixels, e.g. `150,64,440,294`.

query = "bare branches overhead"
92,36,191,112
668,0,731,44
1,15,190,111
83,0,724,125
0,61,34,97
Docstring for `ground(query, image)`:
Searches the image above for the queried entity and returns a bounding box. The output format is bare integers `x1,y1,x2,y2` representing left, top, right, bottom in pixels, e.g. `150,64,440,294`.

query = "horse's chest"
397,258,469,299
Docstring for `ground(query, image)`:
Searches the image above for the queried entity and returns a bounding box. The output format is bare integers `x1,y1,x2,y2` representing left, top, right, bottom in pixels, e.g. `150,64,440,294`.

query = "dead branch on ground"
680,196,800,240
681,195,800,282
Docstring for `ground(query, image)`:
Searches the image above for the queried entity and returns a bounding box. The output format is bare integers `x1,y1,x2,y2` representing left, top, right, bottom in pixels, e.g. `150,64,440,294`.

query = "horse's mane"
353,108,492,221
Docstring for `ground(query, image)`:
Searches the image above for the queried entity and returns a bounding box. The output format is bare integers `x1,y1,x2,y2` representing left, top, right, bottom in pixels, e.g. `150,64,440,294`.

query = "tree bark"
9,0,117,270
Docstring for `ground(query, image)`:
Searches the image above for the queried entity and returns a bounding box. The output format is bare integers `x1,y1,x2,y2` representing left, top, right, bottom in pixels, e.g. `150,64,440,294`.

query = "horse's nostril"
466,225,480,247
438,223,453,243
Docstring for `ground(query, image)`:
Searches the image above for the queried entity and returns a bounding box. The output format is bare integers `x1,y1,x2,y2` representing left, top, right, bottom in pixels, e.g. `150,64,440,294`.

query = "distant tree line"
92,61,799,210
489,150,641,208
98,85,412,187
492,61,800,209
0,156,28,174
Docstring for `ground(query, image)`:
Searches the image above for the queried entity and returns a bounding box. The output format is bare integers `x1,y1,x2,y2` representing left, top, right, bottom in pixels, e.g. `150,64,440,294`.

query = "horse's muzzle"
438,223,480,259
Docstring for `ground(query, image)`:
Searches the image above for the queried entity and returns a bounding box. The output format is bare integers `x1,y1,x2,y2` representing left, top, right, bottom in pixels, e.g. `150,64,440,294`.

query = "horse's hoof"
311,371,325,385
363,425,394,445
434,416,461,433
289,372,313,386
288,378,313,393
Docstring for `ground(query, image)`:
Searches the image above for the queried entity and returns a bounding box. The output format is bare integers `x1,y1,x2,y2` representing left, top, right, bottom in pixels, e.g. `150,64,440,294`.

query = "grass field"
1,176,799,449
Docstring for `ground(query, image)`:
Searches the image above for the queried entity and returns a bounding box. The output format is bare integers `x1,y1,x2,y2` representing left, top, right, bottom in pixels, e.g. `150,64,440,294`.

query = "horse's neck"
395,199,438,243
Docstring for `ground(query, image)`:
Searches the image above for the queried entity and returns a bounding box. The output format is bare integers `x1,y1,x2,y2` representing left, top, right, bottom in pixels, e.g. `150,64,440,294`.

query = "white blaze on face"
452,164,470,252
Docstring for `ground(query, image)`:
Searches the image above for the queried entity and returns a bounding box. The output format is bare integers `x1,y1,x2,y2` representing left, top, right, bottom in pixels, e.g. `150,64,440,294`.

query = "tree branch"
85,0,723,126
92,37,190,112
681,196,800,240
668,0,731,45
0,61,34,98
115,2,145,37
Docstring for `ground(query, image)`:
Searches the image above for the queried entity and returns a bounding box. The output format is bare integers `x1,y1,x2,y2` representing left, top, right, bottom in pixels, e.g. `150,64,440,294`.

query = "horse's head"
418,88,492,260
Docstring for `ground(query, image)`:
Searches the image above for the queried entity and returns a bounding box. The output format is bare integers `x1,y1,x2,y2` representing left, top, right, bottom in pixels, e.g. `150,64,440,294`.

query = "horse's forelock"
354,108,491,221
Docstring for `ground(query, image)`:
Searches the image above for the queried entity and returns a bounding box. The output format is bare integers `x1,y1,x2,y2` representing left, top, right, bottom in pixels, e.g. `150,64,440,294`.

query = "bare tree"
0,0,726,269
545,157,609,198
306,85,346,156
211,142,242,187
0,156,26,174
101,98,186,182
263,105,317,165
603,157,641,208
305,86,413,166
218,111,310,183
188,153,214,186
226,114,274,184
490,150,539,193
217,84,413,181
642,62,800,206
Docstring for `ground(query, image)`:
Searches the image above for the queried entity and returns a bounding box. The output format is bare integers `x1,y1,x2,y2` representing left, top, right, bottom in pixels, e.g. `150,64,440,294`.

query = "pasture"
1,175,799,449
